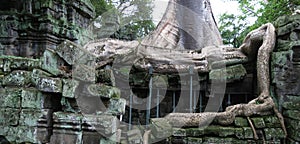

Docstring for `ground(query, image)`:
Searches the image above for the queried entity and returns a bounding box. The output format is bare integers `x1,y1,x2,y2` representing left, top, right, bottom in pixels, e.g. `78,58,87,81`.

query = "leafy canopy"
218,0,300,47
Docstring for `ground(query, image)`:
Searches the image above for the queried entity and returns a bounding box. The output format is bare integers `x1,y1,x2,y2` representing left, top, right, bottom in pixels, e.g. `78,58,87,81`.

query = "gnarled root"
165,23,287,138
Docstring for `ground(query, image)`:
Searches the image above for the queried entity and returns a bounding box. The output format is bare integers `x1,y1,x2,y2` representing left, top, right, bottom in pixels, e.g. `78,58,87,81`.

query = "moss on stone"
264,128,285,140
0,88,22,108
251,117,265,129
37,77,62,93
234,117,249,127
209,64,247,83
2,70,32,86
62,79,79,98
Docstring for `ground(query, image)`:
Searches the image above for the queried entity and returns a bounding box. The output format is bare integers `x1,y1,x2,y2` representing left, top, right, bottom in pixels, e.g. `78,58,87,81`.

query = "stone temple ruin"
0,0,300,144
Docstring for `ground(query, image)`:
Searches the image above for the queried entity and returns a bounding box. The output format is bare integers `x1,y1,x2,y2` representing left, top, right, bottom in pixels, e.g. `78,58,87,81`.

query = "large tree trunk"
141,0,222,50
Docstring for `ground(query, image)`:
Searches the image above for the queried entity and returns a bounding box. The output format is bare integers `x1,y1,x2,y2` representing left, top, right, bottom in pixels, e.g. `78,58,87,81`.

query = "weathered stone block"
263,116,281,128
264,128,285,140
283,101,300,110
31,68,52,86
286,118,300,130
21,88,43,109
19,109,43,126
234,128,244,139
0,88,21,108
83,114,119,135
283,110,300,120
6,126,38,143
173,128,186,137
209,64,247,83
56,40,96,65
277,21,300,36
50,129,82,144
53,112,82,125
62,79,79,98
2,70,32,86
271,50,293,73
186,128,205,137
0,55,40,72
234,117,249,127
41,49,64,76
251,117,265,128
187,137,202,144
242,127,253,139
106,98,126,115
0,108,20,126
37,77,62,93
288,128,300,141
83,83,120,99
218,126,236,137
150,118,172,139
72,64,96,82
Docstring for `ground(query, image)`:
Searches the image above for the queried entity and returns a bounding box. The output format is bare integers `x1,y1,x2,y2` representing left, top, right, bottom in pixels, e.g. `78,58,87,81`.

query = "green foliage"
218,14,247,48
218,0,299,47
91,0,155,40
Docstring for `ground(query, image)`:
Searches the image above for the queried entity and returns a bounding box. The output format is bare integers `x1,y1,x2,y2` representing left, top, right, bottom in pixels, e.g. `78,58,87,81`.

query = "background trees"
218,0,300,47
90,0,155,41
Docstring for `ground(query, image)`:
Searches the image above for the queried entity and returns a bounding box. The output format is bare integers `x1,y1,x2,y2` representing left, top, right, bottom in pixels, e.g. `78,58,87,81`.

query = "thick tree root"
164,23,287,138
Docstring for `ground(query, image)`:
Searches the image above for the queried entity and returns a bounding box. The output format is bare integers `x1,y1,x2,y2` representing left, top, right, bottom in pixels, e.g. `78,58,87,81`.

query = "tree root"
164,23,287,139
247,117,258,140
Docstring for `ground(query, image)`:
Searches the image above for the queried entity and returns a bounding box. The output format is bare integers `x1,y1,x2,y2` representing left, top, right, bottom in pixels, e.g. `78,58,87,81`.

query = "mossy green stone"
286,118,300,130
62,79,79,98
288,128,300,141
251,117,265,128
31,68,52,86
173,128,186,137
0,108,20,126
242,127,253,139
2,70,32,86
9,126,38,143
264,128,285,140
263,116,281,128
277,21,300,36
234,117,248,127
0,88,21,108
283,110,300,120
186,128,205,137
187,137,203,144
37,77,62,93
0,55,40,70
41,49,63,76
234,128,244,139
218,126,236,137
209,64,246,83
19,109,43,126
106,98,126,115
21,88,43,109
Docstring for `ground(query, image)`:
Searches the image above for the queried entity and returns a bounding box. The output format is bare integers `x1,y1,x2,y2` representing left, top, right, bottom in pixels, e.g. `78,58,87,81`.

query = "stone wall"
272,14,300,143
151,116,285,144
0,41,126,143
0,0,95,58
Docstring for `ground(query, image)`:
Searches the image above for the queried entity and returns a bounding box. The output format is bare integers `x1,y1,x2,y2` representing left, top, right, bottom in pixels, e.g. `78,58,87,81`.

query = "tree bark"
141,0,222,50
